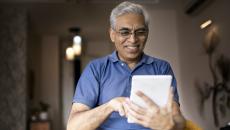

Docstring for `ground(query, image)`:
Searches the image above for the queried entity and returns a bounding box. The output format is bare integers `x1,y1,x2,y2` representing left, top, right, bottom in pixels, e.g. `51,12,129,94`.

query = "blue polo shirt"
73,51,179,130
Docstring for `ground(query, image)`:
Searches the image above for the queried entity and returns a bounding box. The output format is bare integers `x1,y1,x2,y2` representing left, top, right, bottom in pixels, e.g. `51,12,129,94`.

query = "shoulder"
143,54,173,74
87,55,110,69
83,55,110,76
145,54,171,66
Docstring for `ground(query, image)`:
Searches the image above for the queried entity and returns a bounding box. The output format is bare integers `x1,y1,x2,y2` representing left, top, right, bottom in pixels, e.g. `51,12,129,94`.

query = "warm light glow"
66,47,75,60
73,35,82,55
73,44,81,56
200,20,212,29
73,35,82,44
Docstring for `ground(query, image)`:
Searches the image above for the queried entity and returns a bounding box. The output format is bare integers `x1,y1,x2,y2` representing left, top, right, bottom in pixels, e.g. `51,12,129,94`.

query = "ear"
109,28,115,43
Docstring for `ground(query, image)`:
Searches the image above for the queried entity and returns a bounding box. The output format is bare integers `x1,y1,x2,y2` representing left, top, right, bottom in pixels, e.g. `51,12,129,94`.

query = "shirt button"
121,63,124,66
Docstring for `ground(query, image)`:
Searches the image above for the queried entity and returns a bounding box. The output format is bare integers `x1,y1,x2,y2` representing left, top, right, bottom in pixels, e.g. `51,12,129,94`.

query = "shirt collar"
109,51,154,64
140,53,154,64
109,51,119,62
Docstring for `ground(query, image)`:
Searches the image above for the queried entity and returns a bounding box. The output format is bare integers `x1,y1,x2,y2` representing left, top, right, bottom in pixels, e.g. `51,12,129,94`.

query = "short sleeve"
161,62,180,104
73,62,100,108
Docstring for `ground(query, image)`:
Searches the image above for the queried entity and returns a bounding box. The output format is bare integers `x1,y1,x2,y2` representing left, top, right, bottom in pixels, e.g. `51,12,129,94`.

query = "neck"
118,53,143,70
127,61,138,70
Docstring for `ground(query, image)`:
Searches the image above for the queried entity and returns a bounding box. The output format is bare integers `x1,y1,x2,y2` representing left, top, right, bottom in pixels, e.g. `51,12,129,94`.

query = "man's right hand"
108,97,128,117
67,97,127,130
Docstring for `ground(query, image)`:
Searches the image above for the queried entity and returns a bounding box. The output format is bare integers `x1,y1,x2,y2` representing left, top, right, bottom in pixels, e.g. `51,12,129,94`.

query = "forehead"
115,13,146,29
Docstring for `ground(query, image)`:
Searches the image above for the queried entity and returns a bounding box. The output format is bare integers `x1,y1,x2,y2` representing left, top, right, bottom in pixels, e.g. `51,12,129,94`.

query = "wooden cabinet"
30,121,51,130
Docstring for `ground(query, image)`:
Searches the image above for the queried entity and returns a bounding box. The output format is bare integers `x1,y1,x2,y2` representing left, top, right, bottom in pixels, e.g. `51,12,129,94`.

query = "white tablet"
128,75,172,123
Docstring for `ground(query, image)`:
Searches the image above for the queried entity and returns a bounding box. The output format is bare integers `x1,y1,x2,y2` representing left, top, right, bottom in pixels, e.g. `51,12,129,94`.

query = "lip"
124,45,140,53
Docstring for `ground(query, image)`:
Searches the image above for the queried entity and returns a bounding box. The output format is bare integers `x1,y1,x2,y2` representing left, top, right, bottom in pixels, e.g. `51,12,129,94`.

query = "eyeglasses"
113,27,148,39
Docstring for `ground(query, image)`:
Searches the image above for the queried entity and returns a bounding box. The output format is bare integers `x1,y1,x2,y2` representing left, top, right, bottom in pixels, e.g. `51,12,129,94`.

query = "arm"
171,102,185,130
67,97,127,130
67,102,113,130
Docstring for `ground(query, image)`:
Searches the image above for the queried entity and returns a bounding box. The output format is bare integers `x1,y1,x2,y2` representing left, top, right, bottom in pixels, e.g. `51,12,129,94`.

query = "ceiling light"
66,47,75,61
200,20,212,29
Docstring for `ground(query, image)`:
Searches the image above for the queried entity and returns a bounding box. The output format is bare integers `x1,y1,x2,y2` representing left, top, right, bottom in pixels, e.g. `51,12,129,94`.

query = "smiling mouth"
125,45,140,53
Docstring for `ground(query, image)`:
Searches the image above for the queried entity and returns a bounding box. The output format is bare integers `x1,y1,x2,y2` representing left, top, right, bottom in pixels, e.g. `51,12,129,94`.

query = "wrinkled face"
110,13,148,62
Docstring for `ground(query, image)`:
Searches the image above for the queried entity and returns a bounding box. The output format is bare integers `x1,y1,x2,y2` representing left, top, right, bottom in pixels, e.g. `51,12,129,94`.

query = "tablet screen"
128,75,172,123
130,75,172,108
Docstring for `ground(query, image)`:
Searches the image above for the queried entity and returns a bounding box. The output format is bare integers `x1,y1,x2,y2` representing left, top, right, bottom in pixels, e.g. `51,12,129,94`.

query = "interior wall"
0,7,27,130
60,37,74,128
27,27,41,107
177,0,230,129
40,36,61,130
144,8,182,96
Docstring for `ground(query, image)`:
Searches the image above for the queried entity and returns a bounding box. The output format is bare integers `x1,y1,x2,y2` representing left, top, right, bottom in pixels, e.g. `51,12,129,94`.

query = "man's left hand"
124,88,185,130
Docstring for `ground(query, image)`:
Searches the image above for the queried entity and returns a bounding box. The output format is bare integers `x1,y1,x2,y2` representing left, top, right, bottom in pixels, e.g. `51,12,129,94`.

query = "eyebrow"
118,27,147,31
118,27,130,31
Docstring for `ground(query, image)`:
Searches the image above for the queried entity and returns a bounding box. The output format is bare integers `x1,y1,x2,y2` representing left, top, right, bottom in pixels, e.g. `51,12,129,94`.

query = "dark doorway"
74,58,81,88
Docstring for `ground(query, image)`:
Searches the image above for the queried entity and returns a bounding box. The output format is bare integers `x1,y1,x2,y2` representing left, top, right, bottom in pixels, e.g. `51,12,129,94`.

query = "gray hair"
110,1,149,29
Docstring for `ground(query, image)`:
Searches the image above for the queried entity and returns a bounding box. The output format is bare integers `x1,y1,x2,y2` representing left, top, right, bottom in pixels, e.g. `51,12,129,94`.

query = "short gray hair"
110,1,149,29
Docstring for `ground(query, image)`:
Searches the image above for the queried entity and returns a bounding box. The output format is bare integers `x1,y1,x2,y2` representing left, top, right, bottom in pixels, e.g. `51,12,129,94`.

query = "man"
67,1,185,130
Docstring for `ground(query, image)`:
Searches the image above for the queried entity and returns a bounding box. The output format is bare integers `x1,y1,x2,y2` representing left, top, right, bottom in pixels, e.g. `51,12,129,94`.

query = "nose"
128,33,137,43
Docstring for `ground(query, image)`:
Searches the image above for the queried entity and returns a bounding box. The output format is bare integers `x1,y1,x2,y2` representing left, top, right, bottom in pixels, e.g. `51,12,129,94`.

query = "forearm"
154,115,185,130
67,102,113,130
157,104,185,130
171,102,185,130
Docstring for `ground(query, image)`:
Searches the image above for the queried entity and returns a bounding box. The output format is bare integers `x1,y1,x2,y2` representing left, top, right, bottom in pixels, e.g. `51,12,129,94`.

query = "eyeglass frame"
112,27,149,39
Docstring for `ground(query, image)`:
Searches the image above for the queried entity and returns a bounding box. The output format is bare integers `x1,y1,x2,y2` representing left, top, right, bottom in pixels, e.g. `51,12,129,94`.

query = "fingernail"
119,111,124,116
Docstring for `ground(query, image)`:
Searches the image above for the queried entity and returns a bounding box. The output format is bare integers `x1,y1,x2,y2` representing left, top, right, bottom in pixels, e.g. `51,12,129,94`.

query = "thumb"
166,87,174,112
118,106,125,116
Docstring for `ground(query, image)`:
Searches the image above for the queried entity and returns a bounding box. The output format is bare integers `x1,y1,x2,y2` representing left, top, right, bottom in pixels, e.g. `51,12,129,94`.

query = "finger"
118,99,127,116
125,99,146,115
128,107,145,121
118,106,125,116
127,113,150,128
123,103,128,118
127,103,145,120
135,90,159,109
166,87,174,112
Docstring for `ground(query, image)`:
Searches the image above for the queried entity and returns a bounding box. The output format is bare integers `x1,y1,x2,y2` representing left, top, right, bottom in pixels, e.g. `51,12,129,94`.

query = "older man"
67,1,185,130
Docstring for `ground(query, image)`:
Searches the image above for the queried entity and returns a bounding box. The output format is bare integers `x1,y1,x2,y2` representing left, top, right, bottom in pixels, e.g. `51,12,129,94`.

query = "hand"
124,88,185,130
108,97,128,117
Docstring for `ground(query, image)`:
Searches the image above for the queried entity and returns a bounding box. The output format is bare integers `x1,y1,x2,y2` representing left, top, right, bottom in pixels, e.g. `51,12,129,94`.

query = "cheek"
141,39,147,46
114,38,126,46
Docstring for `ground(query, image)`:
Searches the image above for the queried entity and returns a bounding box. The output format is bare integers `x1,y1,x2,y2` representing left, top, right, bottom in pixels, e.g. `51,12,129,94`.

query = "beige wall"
144,8,182,98
40,36,61,130
177,0,230,129
60,37,74,128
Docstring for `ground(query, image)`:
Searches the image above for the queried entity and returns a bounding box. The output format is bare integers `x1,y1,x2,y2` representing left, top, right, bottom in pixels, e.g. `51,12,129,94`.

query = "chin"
126,53,141,60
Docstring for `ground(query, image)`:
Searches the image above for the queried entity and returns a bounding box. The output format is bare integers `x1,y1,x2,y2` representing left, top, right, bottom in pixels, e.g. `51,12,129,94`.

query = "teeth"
126,45,138,49
127,46,137,49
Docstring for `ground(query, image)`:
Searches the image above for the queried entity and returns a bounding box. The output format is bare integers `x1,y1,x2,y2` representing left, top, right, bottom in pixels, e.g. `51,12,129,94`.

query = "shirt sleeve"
73,62,100,108
161,62,180,104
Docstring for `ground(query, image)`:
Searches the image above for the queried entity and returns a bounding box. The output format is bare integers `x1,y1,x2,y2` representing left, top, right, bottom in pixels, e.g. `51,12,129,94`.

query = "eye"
119,30,131,36
136,31,146,35
135,29,148,36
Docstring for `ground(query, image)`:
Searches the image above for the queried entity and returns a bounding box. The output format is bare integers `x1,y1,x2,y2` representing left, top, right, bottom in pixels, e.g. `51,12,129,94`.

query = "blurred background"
0,0,230,130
